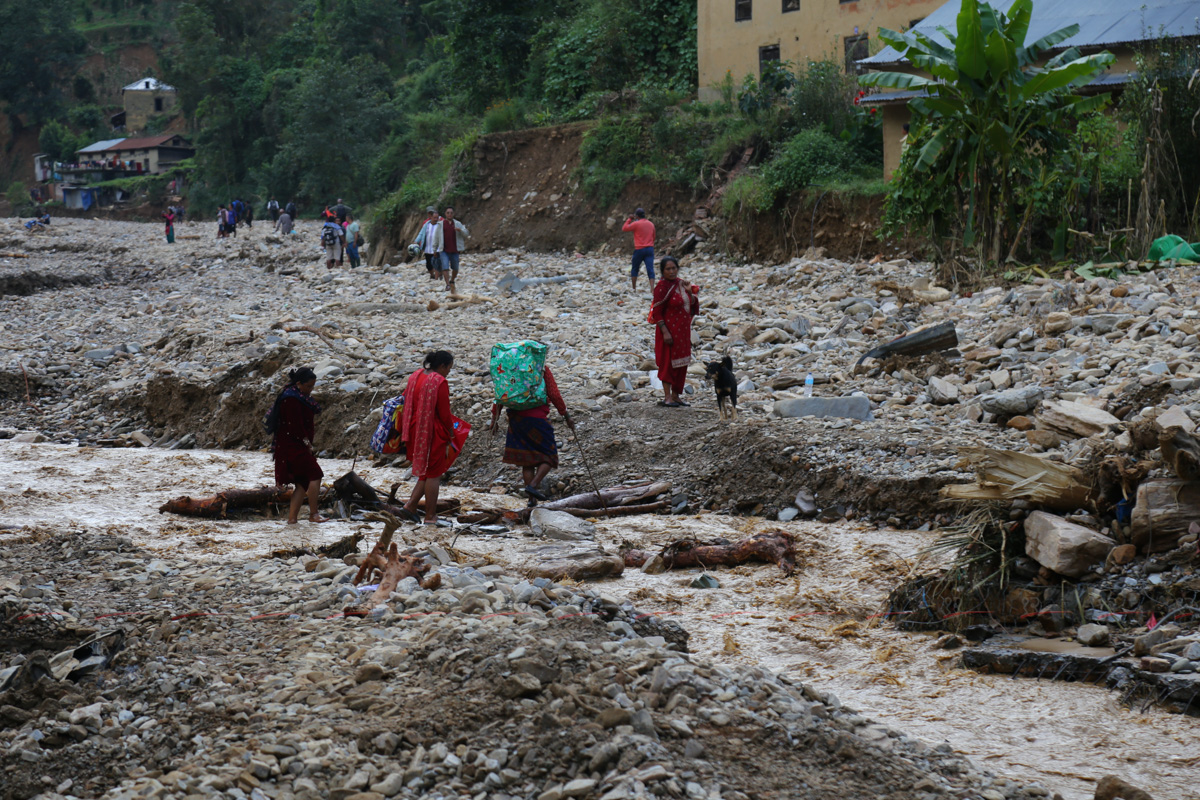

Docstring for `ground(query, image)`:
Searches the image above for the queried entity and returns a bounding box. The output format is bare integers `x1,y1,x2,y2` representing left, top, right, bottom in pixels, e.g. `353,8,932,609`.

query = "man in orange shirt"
622,207,656,291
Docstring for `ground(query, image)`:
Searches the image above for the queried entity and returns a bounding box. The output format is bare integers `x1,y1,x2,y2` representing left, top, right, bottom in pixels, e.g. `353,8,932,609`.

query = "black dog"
705,356,738,421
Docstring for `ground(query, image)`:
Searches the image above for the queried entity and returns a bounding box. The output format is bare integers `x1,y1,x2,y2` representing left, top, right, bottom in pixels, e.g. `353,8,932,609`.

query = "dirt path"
2,442,1194,800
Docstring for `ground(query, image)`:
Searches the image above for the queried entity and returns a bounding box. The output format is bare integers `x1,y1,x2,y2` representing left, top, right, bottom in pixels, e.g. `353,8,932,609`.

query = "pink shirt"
622,218,655,249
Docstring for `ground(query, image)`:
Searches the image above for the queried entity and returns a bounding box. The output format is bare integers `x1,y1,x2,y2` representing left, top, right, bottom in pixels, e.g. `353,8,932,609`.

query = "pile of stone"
0,529,1055,800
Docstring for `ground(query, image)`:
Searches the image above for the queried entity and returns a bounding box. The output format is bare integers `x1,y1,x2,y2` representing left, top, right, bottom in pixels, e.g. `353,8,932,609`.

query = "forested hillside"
159,0,698,213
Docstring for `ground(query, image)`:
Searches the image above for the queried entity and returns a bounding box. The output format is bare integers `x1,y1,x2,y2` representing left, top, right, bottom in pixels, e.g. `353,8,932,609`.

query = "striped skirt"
503,416,558,468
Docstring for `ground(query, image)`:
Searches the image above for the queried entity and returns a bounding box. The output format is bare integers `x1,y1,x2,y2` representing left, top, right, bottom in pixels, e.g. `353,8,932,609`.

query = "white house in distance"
111,77,178,133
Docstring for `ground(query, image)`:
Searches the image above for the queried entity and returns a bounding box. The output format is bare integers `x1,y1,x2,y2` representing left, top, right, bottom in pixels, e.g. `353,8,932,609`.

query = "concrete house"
697,0,945,101
75,134,195,176
858,0,1200,179
113,77,178,133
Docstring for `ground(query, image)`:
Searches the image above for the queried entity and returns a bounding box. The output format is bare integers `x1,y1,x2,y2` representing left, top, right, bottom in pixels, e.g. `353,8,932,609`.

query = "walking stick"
568,420,610,517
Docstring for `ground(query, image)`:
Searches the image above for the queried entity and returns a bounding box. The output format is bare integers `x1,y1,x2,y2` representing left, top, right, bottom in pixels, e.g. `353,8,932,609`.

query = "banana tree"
860,0,1115,264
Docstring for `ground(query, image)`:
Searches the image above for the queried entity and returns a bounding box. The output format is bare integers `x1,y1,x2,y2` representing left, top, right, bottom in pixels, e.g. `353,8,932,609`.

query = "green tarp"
1146,235,1200,263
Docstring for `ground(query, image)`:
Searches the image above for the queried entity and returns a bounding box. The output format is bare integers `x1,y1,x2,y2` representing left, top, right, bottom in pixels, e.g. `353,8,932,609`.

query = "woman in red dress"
271,367,329,524
399,351,458,525
649,256,700,407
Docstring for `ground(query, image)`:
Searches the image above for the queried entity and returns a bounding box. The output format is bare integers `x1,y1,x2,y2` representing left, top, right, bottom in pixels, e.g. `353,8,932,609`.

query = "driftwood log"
854,321,958,370
353,543,430,608
509,482,671,522
1131,479,1200,553
158,486,295,518
625,531,798,576
939,447,1093,511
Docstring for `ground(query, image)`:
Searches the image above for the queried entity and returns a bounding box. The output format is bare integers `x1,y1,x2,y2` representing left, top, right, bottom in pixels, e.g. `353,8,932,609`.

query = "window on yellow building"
759,44,780,74
783,0,799,11
735,0,751,21
843,33,869,74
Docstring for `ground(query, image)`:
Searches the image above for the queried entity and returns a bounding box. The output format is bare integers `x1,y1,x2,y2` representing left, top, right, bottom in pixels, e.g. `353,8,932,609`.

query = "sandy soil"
2,441,1195,800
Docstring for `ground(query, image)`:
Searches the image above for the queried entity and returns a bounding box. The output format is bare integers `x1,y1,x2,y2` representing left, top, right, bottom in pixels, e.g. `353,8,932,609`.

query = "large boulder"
772,396,872,421
529,508,596,541
523,543,623,581
1024,511,1114,577
979,386,1044,416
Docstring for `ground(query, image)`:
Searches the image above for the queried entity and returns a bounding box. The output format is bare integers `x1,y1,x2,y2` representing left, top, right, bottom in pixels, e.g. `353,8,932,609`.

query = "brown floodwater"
2,443,1196,800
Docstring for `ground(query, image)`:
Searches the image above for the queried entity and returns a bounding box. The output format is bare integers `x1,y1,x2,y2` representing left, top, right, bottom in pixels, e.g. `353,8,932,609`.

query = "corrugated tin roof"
76,138,126,154
106,135,190,151
862,0,1200,65
859,70,1136,104
122,77,175,92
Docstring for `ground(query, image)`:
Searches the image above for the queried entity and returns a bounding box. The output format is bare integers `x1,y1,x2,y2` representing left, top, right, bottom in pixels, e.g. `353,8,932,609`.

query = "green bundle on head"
490,340,548,410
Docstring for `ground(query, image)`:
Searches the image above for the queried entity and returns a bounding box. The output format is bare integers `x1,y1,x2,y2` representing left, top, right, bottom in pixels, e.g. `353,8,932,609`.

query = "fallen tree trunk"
939,447,1093,512
626,531,798,576
855,321,958,370
159,486,295,518
510,482,671,522
567,500,671,518
1131,479,1200,553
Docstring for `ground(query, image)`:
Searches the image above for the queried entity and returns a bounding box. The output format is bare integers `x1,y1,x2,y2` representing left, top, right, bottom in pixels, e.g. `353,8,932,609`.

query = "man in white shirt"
419,206,441,280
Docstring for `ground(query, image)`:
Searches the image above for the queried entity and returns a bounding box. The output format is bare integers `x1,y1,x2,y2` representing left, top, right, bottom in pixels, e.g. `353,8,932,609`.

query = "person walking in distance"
320,211,345,269
267,197,280,222
332,198,350,224
432,206,469,292
623,207,655,292
344,213,362,269
285,199,297,220
419,206,442,281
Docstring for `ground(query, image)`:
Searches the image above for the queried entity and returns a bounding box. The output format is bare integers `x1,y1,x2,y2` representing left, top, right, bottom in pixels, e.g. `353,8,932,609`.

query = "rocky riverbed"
3,218,1200,799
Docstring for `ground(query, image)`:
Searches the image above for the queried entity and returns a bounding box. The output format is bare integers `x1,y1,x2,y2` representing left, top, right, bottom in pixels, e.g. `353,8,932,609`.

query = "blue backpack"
369,395,406,455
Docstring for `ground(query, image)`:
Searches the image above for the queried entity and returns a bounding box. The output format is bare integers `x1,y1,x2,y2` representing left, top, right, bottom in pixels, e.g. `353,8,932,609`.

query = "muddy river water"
1,442,1195,800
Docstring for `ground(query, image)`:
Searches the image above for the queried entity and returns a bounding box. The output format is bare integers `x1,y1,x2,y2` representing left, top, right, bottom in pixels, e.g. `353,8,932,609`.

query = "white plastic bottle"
804,373,814,397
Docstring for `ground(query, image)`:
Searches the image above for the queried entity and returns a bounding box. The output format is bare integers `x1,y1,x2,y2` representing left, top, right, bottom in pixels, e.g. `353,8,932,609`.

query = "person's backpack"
263,395,283,434
320,224,340,247
490,340,548,410
286,202,296,217
369,395,406,455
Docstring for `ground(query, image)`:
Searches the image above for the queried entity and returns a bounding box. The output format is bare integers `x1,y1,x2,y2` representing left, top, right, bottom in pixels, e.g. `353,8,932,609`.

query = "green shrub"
482,99,527,133
68,104,105,132
7,181,32,216
760,129,857,200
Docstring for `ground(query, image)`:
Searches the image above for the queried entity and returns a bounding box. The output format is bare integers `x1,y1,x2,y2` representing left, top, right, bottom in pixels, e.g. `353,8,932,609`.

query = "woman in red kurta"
271,367,329,524
649,256,700,407
400,350,457,525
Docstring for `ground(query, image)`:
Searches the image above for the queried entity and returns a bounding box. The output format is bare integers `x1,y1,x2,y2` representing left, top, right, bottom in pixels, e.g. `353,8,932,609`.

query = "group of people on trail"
261,198,697,523
271,345,575,525
414,205,470,291
319,199,363,269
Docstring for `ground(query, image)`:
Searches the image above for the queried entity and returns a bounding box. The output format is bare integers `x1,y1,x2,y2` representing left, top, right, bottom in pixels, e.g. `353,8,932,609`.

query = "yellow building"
697,0,945,101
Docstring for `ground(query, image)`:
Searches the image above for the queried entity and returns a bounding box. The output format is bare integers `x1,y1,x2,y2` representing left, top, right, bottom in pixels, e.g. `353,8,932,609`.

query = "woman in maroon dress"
649,256,700,407
399,351,458,525
271,367,329,524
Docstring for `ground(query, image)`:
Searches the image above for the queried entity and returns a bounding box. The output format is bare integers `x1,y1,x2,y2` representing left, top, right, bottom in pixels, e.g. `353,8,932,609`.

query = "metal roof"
76,138,126,154
858,70,1136,105
121,77,175,92
862,0,1200,65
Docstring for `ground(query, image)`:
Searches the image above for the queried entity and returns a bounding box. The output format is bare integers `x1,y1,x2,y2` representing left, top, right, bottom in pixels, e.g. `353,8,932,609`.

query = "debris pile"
0,530,1054,800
